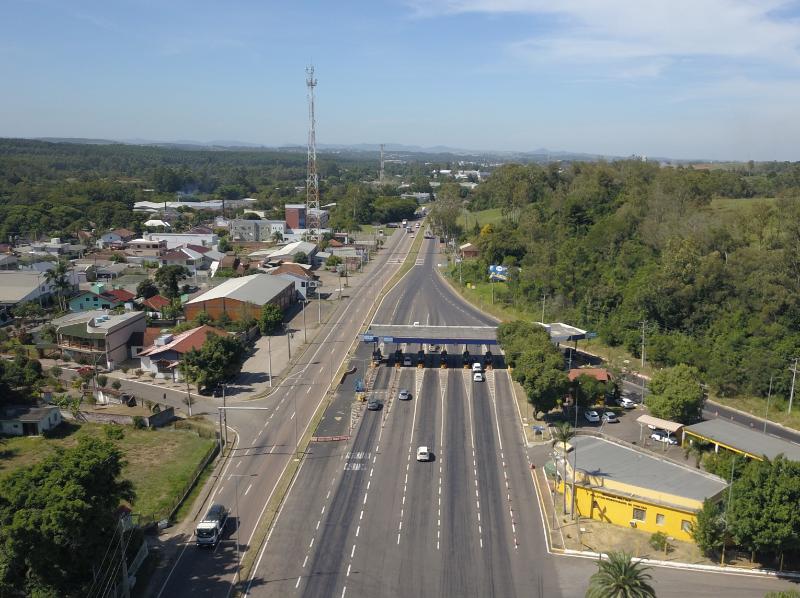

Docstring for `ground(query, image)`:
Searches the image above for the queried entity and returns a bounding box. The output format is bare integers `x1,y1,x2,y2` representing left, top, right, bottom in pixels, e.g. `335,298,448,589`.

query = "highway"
155,227,417,597
245,233,798,598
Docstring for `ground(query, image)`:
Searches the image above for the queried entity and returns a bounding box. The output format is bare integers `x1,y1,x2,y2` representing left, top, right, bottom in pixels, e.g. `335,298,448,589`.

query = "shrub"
105,425,125,440
96,374,108,387
649,531,671,554
132,416,146,429
49,366,62,379
111,380,122,390
134,369,143,377
121,366,129,374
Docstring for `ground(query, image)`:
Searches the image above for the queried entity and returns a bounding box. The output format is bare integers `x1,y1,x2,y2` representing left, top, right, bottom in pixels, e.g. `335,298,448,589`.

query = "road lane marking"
351,544,356,558
347,564,351,577
309,538,314,548
244,483,252,496
290,411,295,420
302,555,308,568
307,387,312,394
296,576,302,588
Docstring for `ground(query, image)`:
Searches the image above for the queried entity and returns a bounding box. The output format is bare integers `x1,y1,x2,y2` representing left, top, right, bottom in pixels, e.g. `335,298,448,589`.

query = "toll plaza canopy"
362,324,498,346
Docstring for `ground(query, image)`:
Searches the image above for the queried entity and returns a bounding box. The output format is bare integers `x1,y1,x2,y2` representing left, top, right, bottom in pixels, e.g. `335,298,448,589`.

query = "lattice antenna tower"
306,65,320,238
379,143,385,183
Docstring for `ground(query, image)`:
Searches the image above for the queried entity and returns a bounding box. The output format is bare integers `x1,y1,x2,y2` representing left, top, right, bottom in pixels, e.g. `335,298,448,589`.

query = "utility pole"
541,293,547,324
491,278,494,304
267,334,273,388
118,519,130,598
184,379,193,417
286,323,292,362
222,383,228,446
789,358,799,414
570,443,578,520
764,375,773,433
302,299,307,344
640,320,647,369
305,66,320,241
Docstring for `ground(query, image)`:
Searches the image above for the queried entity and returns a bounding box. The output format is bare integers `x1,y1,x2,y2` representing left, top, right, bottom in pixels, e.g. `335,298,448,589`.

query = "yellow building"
556,435,728,542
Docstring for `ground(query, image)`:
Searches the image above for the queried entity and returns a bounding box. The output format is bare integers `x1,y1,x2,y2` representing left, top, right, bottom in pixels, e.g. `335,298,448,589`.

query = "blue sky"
2,0,800,160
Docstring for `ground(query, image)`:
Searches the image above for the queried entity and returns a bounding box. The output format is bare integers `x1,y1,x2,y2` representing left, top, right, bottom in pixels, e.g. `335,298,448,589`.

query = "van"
471,362,483,373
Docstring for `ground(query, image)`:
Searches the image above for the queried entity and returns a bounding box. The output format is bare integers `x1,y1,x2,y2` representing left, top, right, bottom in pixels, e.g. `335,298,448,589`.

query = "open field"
0,422,215,518
704,196,778,216
359,223,396,236
458,207,504,230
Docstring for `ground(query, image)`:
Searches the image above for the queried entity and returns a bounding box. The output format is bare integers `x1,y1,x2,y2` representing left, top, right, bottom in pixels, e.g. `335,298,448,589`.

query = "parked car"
416,446,431,462
584,410,600,423
602,411,619,423
119,393,136,407
367,398,382,411
650,431,678,445
620,397,637,409
398,389,411,401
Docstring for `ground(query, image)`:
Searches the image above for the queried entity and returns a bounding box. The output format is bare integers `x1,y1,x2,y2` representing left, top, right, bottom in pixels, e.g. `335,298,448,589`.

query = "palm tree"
586,551,656,598
552,421,575,514
44,260,72,311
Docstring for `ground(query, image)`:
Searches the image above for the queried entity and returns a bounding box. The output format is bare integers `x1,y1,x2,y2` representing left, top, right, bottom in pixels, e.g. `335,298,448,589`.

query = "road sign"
362,335,375,342
382,336,394,343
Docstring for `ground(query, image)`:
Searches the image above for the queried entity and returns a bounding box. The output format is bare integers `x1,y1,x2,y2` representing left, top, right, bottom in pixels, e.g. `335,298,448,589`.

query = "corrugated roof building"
184,274,294,322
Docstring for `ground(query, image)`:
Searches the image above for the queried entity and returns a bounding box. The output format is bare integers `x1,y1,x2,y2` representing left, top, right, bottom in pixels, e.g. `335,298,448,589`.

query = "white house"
144,232,218,249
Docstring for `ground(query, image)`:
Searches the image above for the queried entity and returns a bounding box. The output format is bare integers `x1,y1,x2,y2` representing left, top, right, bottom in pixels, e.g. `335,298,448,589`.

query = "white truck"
195,503,228,547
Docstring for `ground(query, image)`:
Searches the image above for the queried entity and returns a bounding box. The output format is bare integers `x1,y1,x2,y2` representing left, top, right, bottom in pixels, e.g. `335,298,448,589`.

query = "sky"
2,0,800,160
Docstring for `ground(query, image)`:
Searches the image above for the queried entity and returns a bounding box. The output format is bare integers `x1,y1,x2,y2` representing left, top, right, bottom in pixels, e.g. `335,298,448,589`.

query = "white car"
473,372,484,382
584,410,600,423
650,431,678,445
471,362,483,373
398,389,412,401
620,397,637,409
416,446,431,462
602,411,619,423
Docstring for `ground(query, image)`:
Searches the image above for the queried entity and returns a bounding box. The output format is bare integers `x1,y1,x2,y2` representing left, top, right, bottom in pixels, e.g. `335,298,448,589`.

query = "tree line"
458,160,800,402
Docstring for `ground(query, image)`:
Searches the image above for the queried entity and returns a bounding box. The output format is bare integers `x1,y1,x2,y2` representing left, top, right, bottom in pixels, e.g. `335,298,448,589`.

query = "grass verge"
0,422,215,519
458,207,504,230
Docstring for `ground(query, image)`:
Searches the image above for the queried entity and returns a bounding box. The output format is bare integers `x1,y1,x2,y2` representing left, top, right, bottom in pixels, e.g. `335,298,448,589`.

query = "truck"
195,503,228,547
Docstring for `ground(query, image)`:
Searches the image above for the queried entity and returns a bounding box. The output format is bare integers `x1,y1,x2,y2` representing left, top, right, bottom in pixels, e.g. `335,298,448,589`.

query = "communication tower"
305,65,320,238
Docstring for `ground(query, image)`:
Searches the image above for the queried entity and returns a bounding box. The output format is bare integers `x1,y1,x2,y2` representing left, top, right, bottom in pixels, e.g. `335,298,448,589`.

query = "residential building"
263,240,318,263
0,254,18,270
555,435,727,542
0,405,62,436
145,232,218,250
268,263,319,299
308,208,329,229
459,242,479,259
683,419,800,462
138,325,228,380
0,271,59,317
160,246,206,274
98,228,138,249
141,294,171,316
126,238,167,258
184,274,295,322
53,310,147,369
69,287,134,312
230,218,287,242
567,368,612,383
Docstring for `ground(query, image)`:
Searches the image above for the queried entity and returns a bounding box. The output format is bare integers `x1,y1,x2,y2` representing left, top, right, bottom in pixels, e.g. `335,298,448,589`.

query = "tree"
12,301,44,326
136,279,159,299
293,251,309,265
0,436,134,597
646,364,704,423
218,236,231,253
259,303,283,335
271,230,283,243
586,551,657,598
552,422,575,514
154,265,189,299
43,259,73,311
326,255,342,268
692,499,725,556
179,333,246,392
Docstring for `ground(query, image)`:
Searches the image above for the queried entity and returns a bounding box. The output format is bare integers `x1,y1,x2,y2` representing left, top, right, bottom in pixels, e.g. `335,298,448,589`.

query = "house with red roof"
568,368,613,383
138,325,228,380
140,294,171,317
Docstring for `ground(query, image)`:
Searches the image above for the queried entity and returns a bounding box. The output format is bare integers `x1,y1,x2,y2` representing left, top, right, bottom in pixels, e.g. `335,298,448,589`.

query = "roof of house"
568,368,612,382
53,310,145,339
186,274,293,307
0,404,59,423
142,295,171,310
139,325,228,357
186,244,211,254
568,435,727,504
104,289,135,302
266,241,317,259
327,239,344,248
460,242,476,251
110,228,137,239
684,419,800,462
268,263,317,280
0,271,50,305
144,219,171,228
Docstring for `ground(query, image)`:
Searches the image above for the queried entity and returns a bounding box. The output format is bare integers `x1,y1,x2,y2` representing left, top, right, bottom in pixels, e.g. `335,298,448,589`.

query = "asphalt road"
155,226,417,597
245,234,799,598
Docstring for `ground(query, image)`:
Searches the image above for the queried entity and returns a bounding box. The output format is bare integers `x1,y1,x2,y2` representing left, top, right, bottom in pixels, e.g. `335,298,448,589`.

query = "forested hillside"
459,160,800,399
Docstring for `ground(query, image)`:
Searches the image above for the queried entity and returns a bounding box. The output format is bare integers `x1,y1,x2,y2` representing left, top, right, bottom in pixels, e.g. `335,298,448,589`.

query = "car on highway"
584,410,600,423
367,398,382,411
471,362,483,373
416,446,431,462
402,356,413,367
195,503,228,548
650,430,678,445
398,389,411,401
602,411,619,423
473,371,484,382
620,397,637,409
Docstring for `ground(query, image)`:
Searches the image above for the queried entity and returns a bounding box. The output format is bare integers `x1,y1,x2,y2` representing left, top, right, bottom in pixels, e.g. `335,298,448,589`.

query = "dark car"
120,393,136,407
212,385,224,398
367,398,382,411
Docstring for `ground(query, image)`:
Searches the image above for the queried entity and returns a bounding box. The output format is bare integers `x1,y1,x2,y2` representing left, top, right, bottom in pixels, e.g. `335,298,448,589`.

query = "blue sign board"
382,337,394,343
362,335,375,342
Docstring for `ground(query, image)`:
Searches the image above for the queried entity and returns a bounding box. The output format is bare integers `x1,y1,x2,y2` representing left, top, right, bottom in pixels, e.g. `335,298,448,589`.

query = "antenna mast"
379,143,385,183
306,65,320,239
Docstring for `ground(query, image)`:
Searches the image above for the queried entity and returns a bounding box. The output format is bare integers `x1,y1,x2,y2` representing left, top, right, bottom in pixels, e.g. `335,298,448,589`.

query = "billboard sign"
488,264,508,282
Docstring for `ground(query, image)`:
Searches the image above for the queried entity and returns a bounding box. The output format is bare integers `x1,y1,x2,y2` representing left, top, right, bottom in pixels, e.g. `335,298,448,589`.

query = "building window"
681,520,692,533
632,508,646,522
656,514,665,526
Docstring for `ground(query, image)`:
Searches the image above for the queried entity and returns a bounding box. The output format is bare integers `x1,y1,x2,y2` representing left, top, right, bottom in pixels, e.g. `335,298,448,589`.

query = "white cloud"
408,0,800,74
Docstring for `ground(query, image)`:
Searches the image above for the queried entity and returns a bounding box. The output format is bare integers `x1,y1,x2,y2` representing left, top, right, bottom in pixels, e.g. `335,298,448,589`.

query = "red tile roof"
142,295,171,310
327,239,344,247
139,325,228,357
568,368,612,382
104,289,135,302
186,244,211,254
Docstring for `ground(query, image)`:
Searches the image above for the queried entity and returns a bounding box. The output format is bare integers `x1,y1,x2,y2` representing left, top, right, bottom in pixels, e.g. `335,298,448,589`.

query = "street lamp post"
764,375,773,434
285,323,292,362
302,299,307,344
267,334,273,388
